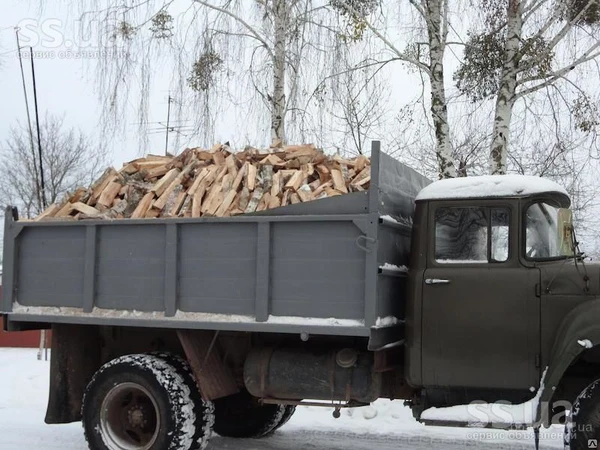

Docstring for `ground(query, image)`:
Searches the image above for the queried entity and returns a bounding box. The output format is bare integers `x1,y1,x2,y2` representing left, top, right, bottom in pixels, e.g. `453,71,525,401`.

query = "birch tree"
73,0,334,147
454,0,600,174
331,0,458,178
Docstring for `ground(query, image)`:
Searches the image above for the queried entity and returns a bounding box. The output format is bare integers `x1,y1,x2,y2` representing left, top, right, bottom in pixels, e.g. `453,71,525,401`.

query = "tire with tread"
565,378,600,449
264,405,297,436
82,353,203,450
150,352,214,450
213,390,286,438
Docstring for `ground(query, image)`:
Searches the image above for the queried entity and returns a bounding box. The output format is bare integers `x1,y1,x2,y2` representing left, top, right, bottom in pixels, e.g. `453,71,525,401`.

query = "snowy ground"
0,348,565,449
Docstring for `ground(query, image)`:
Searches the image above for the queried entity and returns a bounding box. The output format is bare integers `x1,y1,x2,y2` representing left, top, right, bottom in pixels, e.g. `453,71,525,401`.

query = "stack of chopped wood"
35,143,371,221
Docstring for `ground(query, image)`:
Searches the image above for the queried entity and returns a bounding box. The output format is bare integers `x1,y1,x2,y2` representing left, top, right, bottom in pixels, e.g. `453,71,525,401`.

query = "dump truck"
2,141,599,450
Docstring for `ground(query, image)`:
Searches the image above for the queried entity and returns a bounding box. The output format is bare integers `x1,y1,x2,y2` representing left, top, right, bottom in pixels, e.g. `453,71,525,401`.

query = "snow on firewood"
33,144,371,221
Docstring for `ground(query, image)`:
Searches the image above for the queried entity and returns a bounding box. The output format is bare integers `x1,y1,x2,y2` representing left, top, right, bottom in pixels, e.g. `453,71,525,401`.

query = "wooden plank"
245,188,264,213
313,180,332,197
145,164,169,179
246,164,257,191
256,192,271,211
354,155,369,172
296,184,313,202
35,203,60,221
231,162,248,192
89,168,118,202
260,154,286,167
315,164,331,183
261,165,273,190
71,202,101,217
55,202,74,217
213,150,226,165
239,187,250,211
268,194,281,209
168,190,188,216
225,154,238,176
284,170,305,191
131,192,155,218
271,171,282,198
289,193,301,204
330,169,348,193
351,166,371,185
151,168,180,197
215,189,238,216
205,189,225,216
187,167,210,195
92,177,123,208
191,187,205,217
176,330,239,401
281,189,290,206
120,163,139,175
354,174,371,186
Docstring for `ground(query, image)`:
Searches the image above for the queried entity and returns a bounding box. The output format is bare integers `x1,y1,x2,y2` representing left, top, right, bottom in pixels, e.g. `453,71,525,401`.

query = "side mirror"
557,208,574,256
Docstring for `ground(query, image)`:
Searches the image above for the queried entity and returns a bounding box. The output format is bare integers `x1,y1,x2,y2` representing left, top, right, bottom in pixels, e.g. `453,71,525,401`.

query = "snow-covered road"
0,348,564,449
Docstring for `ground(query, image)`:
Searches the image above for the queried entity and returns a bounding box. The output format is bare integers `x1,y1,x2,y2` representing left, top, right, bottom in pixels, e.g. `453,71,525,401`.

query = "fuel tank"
244,347,381,403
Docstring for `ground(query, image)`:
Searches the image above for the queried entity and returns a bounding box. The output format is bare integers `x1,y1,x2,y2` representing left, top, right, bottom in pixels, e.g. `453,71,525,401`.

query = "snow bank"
0,349,565,449
416,175,568,201
421,368,548,427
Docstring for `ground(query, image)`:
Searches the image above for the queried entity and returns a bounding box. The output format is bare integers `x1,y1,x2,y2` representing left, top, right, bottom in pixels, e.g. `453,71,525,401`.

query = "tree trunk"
425,0,456,179
489,0,523,175
271,0,287,145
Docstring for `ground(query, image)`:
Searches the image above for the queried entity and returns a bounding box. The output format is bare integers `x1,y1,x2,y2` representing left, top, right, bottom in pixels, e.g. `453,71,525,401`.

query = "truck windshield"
525,202,573,260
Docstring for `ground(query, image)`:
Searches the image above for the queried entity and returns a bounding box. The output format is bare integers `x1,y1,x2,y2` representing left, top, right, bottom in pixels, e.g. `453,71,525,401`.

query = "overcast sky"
1,1,202,167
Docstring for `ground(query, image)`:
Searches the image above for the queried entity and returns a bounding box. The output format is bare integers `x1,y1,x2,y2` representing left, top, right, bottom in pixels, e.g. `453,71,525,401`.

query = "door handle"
425,278,451,285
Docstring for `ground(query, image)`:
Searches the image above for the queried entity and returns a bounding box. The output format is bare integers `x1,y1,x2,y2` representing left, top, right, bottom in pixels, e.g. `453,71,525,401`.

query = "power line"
14,27,42,211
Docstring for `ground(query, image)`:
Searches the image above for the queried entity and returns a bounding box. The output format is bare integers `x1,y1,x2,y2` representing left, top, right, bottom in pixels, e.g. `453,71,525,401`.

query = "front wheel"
82,353,207,450
565,378,600,449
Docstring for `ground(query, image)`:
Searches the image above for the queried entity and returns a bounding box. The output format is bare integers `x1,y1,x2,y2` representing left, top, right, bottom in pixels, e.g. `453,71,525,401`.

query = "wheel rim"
100,382,160,450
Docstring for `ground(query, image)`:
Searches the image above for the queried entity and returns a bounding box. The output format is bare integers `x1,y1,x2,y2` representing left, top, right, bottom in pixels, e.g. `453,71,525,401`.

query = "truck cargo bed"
2,143,430,350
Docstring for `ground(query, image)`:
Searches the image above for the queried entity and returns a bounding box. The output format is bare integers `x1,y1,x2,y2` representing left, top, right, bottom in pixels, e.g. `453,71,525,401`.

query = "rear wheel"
150,352,214,450
565,378,600,449
264,405,297,436
82,354,206,450
213,390,286,438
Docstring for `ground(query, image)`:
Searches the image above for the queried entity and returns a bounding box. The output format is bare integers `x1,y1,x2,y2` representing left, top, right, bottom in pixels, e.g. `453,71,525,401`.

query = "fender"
537,299,600,425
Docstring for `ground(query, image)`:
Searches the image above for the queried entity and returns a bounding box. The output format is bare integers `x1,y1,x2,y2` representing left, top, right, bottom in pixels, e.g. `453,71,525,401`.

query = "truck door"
421,202,541,392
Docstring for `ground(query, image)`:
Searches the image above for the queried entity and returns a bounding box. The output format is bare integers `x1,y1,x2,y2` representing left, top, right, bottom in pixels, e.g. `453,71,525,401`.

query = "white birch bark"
424,0,456,178
271,0,287,145
489,0,523,175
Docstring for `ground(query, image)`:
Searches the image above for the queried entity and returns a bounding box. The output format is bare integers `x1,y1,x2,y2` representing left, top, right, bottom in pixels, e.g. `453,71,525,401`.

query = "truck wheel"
213,390,286,438
565,378,600,449
264,405,297,436
82,354,201,450
150,352,214,450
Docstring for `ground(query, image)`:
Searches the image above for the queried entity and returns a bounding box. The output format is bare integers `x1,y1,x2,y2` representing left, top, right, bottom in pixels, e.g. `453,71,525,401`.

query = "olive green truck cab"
1,142,598,449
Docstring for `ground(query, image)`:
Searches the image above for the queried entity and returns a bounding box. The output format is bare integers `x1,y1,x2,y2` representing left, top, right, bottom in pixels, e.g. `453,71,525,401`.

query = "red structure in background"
0,328,43,348
0,284,48,348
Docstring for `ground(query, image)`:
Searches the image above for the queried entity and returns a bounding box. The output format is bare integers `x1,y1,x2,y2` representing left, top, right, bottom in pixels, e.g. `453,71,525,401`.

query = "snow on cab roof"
415,174,568,201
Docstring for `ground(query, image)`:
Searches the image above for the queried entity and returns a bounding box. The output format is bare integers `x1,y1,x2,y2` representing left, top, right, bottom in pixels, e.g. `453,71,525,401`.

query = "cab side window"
435,207,510,264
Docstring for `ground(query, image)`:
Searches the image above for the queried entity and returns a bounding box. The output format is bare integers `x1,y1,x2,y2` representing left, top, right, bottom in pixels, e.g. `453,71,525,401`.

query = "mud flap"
45,324,101,424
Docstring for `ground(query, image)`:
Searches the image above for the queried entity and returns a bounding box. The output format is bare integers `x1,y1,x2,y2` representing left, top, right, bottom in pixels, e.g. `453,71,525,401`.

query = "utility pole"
30,46,46,208
165,95,172,156
14,28,41,211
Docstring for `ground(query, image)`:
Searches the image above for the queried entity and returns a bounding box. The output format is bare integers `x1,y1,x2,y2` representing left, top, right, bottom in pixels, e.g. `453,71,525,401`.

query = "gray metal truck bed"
1,143,430,350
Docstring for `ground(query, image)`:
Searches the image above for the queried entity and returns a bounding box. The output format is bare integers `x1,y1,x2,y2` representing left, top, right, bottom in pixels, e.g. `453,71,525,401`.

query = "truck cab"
407,175,600,430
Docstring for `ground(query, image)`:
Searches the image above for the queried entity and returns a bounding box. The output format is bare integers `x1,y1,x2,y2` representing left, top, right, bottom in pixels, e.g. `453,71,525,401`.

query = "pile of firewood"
35,143,371,221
